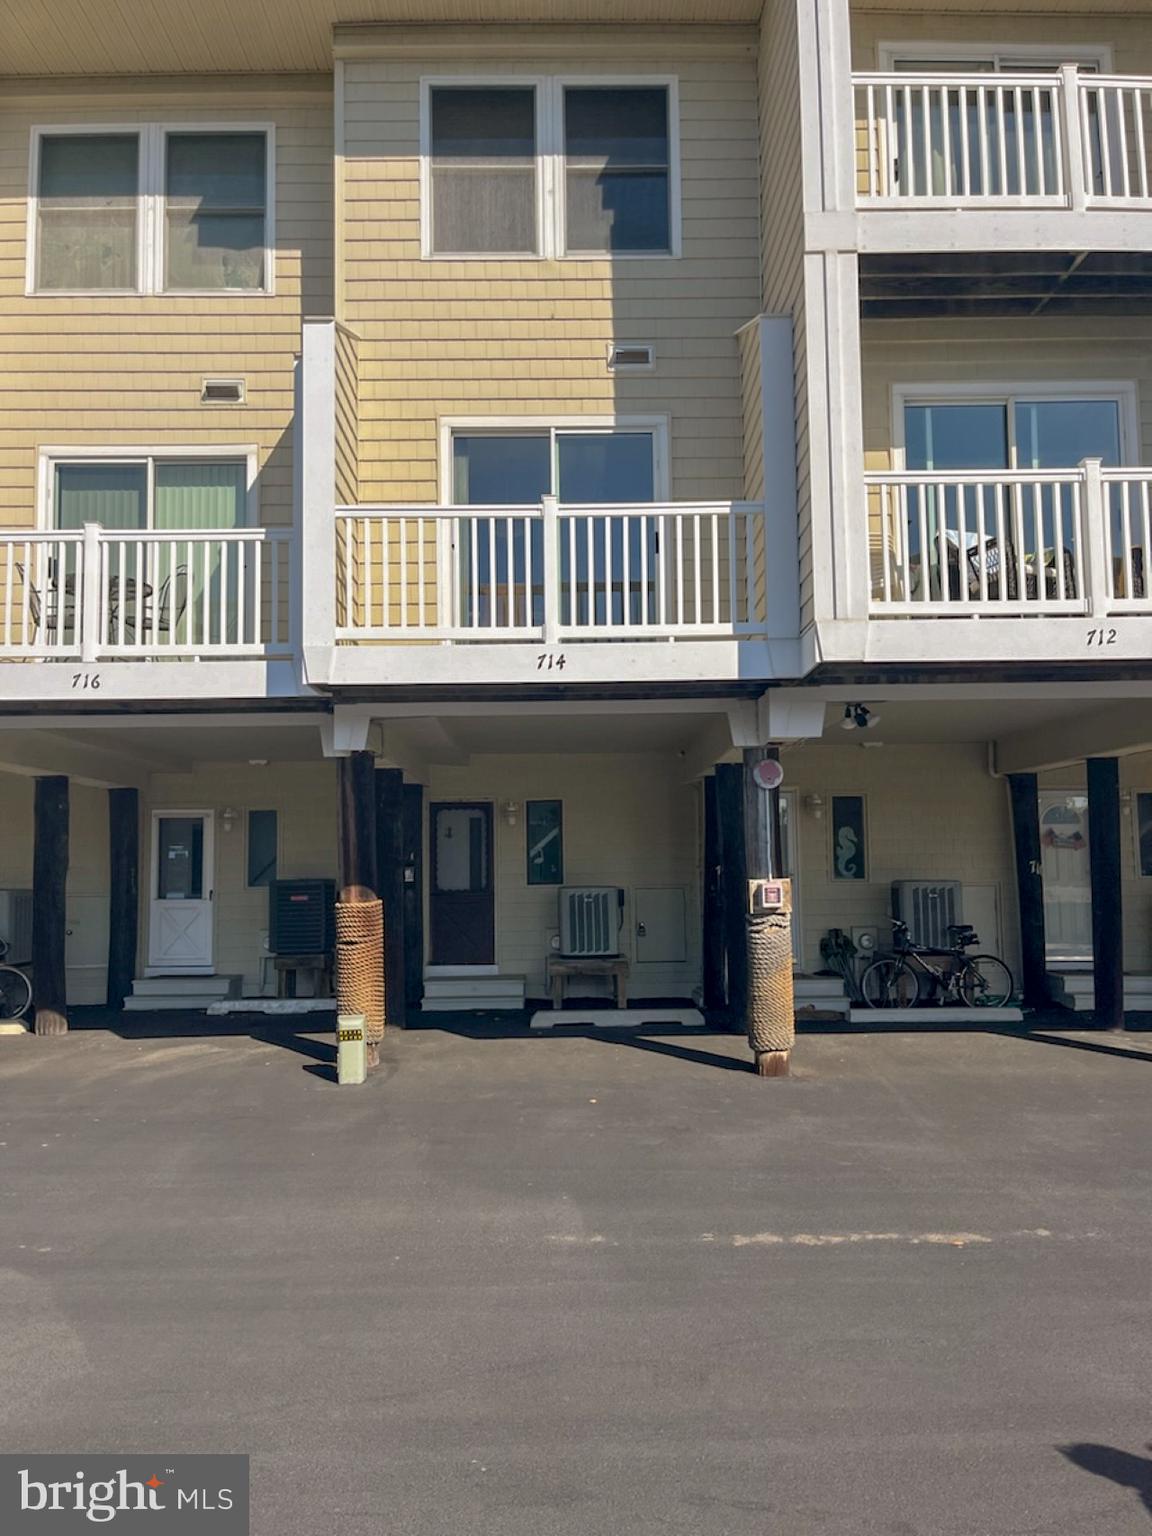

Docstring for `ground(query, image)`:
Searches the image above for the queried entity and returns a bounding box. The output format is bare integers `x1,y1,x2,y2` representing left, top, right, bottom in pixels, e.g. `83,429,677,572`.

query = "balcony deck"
319,498,794,688
850,69,1152,255
0,525,297,701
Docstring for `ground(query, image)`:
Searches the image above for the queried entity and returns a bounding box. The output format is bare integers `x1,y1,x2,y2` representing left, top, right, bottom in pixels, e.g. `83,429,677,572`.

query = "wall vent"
201,378,246,405
608,343,654,371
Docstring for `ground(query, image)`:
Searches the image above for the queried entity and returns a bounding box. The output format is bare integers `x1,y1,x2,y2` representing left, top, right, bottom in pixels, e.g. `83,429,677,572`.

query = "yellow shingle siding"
0,77,333,530
339,40,761,505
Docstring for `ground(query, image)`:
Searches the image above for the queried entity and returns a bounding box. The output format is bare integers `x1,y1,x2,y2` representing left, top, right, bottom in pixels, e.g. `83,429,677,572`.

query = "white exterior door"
148,811,215,972
1039,792,1093,964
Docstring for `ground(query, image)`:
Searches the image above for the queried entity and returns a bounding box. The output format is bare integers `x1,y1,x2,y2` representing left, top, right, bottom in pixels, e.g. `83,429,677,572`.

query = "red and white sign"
751,758,784,791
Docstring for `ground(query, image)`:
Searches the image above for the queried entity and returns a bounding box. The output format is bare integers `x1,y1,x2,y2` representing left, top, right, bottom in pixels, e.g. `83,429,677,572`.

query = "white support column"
1060,64,1089,212
760,316,801,642
80,522,102,664
301,317,337,686
541,494,560,643
1081,457,1111,618
798,0,857,218
805,250,869,624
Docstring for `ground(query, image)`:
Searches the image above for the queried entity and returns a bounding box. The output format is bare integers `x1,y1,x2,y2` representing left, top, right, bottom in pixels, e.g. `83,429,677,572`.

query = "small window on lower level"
526,800,563,885
247,809,278,887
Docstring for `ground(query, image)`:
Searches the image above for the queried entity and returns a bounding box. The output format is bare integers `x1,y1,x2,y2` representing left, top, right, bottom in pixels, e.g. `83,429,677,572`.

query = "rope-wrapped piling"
335,897,385,1045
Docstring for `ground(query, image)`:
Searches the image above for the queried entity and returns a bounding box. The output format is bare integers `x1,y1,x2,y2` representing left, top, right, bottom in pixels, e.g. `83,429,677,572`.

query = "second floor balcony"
334,500,767,646
0,524,294,694
866,461,1152,621
849,65,1152,274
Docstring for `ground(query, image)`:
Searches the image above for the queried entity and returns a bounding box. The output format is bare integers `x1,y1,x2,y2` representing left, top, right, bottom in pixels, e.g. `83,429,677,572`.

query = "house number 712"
1086,628,1117,647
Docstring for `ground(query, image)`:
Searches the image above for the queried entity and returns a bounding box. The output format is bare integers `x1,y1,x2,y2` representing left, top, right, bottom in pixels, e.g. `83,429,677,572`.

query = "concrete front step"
1047,971,1152,1012
794,974,850,1014
124,975,241,1011
422,973,527,1012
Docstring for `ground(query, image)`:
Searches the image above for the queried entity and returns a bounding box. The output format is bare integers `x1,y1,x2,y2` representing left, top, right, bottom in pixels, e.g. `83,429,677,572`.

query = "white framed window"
877,42,1114,72
420,78,680,259
37,446,258,530
891,382,1138,470
27,124,275,295
440,417,670,504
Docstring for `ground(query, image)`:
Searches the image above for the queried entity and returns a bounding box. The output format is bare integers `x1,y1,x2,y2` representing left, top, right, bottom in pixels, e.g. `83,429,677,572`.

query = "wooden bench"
549,955,630,1010
275,953,333,999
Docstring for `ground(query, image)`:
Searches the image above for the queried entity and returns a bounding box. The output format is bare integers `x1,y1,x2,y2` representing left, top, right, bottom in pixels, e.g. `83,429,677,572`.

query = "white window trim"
890,381,1140,469
419,75,681,261
36,444,260,530
877,41,1114,72
27,122,276,297
438,415,671,504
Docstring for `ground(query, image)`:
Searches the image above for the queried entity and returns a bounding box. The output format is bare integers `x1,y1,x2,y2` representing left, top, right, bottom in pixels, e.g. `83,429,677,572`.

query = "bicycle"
0,938,33,1022
860,919,1014,1010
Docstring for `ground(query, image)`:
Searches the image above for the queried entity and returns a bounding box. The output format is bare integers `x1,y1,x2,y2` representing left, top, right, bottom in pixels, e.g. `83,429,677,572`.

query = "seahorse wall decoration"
836,825,859,879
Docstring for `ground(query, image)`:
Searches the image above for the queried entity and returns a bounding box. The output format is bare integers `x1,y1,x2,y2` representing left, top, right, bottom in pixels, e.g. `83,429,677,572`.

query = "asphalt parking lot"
2,1015,1151,1535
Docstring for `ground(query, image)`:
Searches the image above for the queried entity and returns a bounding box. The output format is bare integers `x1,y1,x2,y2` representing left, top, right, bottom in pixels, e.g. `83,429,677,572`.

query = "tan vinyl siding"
757,0,811,629
334,322,361,506
850,10,1152,75
738,320,767,616
0,77,333,531
861,317,1152,467
340,37,760,506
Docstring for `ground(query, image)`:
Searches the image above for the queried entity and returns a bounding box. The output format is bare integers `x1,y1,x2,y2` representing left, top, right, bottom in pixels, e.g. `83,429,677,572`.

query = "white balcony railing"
866,461,1152,617
854,68,1152,209
335,500,767,642
0,524,293,660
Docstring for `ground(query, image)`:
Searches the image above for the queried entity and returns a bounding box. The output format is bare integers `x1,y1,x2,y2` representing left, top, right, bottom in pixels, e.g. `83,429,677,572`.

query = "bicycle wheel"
860,957,922,1009
959,955,1014,1009
0,965,32,1021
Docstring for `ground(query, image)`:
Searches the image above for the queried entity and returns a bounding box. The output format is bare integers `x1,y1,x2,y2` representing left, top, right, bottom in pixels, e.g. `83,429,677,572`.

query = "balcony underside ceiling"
2,1,757,77
860,251,1152,319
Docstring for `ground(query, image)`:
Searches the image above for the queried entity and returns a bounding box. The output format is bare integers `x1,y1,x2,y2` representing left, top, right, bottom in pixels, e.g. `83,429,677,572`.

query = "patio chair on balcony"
122,564,190,643
14,561,73,644
965,539,1077,603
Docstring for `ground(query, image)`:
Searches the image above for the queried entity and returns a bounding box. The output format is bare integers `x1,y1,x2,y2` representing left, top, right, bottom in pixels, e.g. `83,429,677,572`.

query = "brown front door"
430,802,495,965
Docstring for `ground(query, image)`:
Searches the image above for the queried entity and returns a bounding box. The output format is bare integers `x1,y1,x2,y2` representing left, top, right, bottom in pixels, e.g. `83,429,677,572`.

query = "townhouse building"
2,0,1151,1031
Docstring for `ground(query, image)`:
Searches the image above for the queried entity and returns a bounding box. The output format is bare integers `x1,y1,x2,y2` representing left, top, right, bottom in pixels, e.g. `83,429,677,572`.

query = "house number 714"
536,653,567,671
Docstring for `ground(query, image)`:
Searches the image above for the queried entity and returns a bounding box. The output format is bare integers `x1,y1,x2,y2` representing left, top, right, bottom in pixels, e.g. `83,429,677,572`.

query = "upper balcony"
858,460,1152,663
849,66,1152,261
0,525,297,701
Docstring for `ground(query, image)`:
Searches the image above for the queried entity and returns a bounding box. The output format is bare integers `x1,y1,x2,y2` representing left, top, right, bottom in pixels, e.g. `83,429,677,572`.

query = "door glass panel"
157,817,204,900
55,463,147,529
1013,399,1121,468
905,403,1009,471
452,435,551,504
557,433,656,628
1039,795,1092,961
434,807,490,892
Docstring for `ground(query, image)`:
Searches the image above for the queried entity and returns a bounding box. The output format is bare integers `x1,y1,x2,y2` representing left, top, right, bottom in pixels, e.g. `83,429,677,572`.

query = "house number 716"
71,672,102,689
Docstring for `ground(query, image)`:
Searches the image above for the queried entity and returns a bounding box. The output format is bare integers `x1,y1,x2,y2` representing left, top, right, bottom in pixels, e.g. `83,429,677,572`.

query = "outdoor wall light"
503,801,520,827
803,793,825,820
841,703,881,731
221,807,240,833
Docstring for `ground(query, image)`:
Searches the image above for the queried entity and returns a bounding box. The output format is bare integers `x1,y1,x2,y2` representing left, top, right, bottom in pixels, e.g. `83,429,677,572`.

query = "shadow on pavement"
1058,1442,1152,1520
